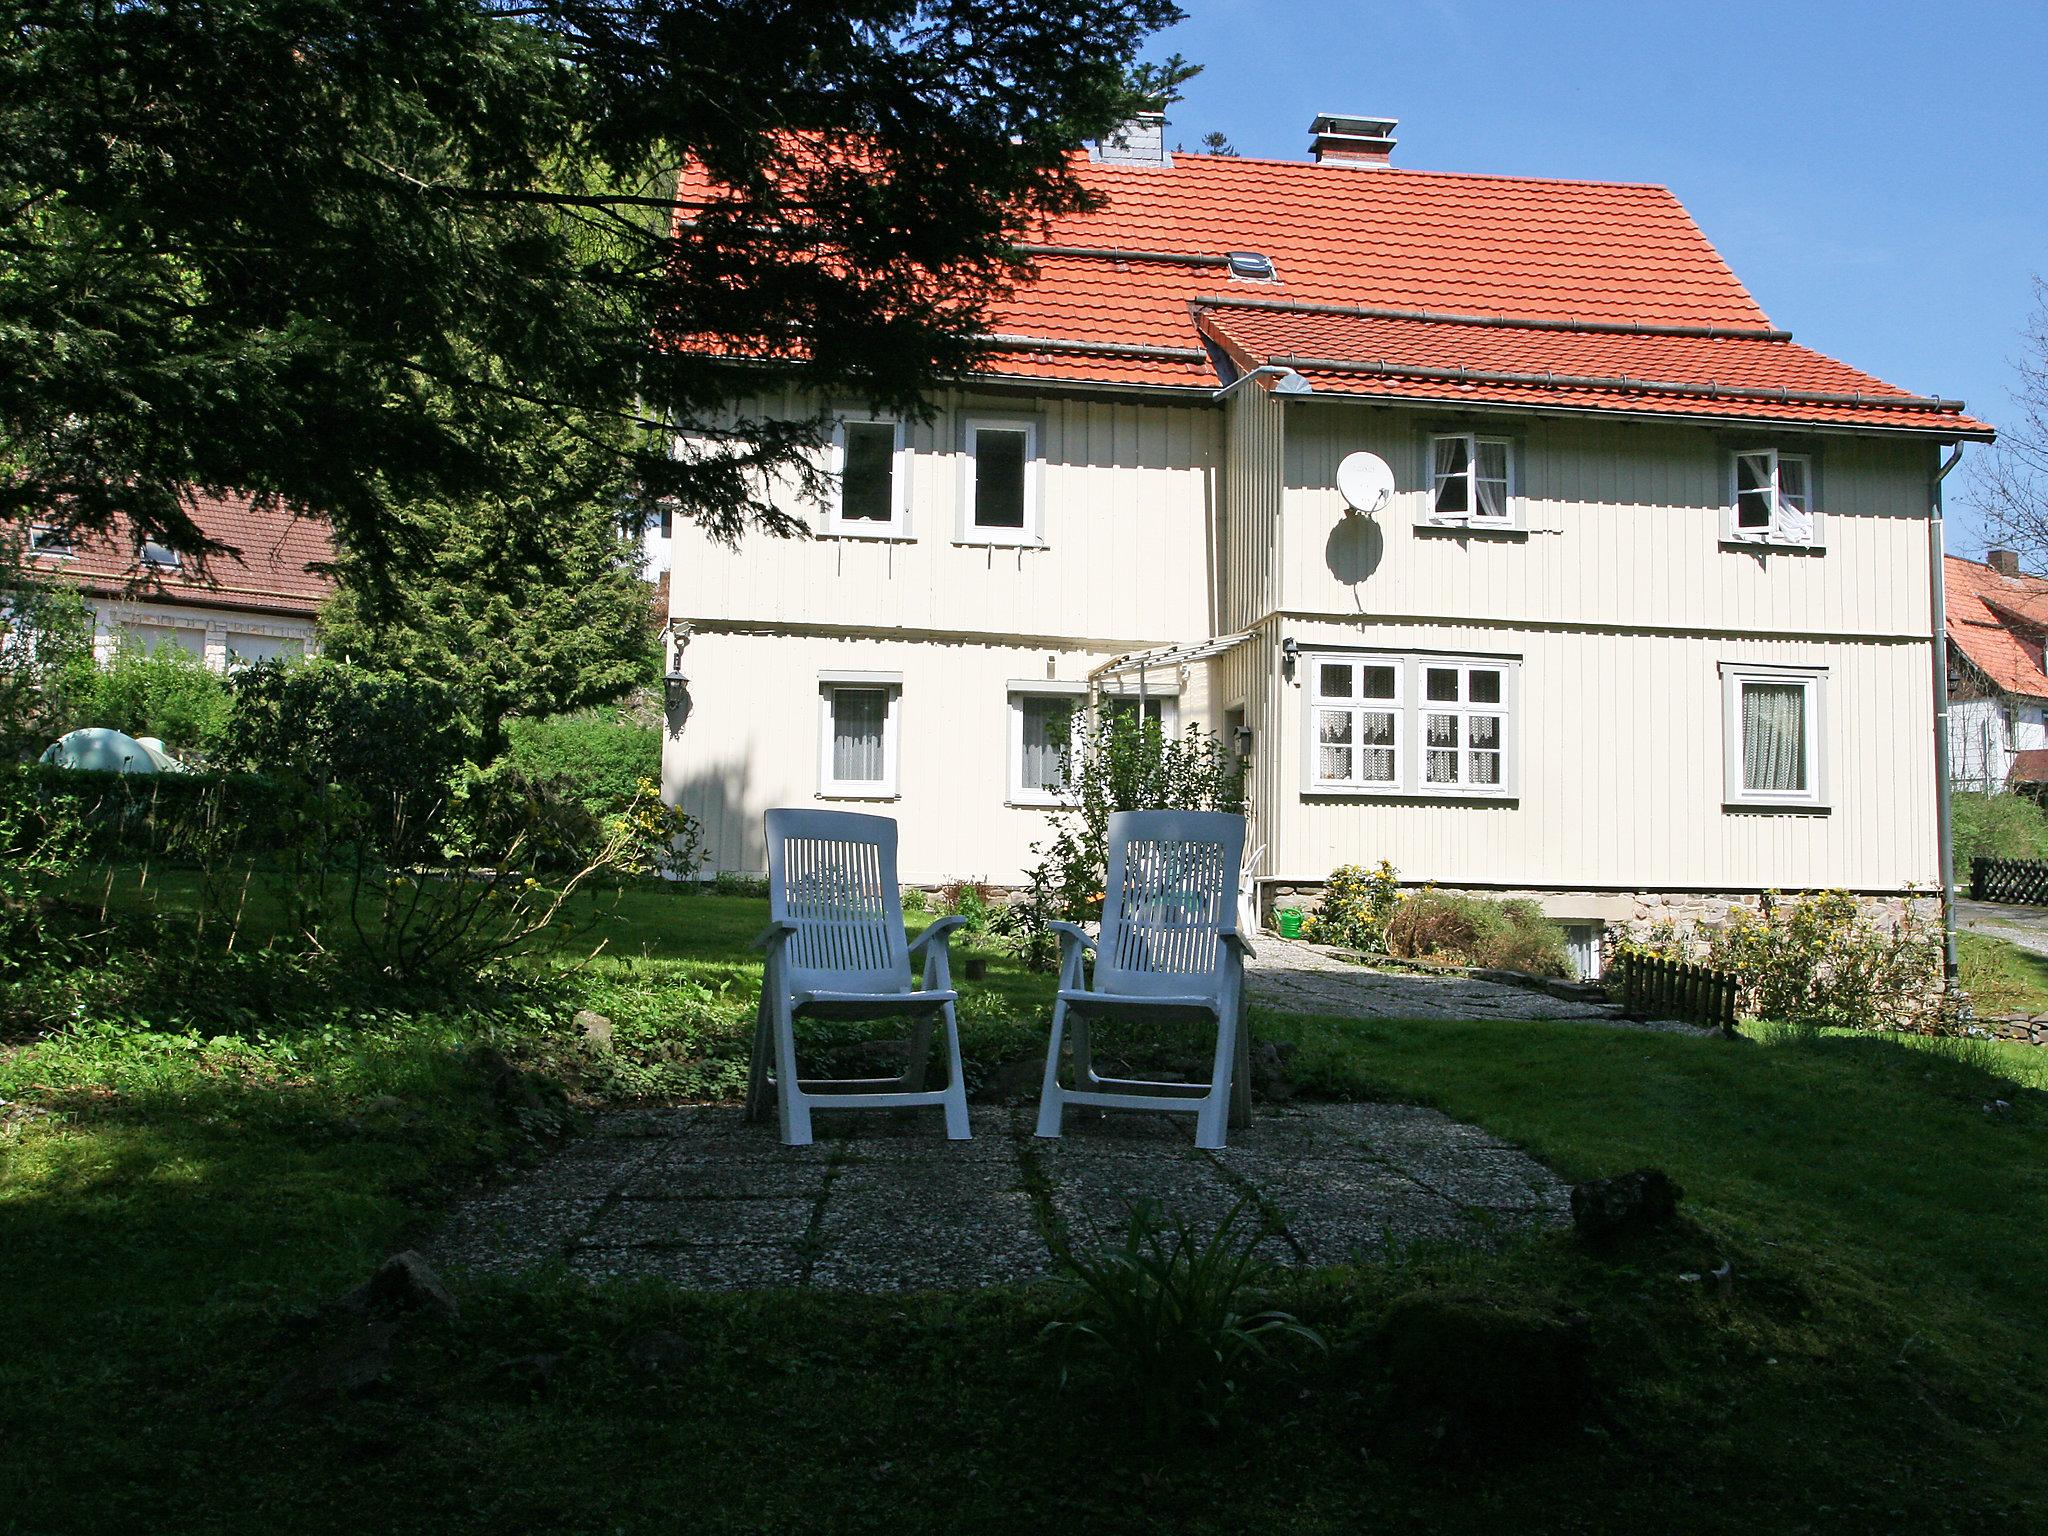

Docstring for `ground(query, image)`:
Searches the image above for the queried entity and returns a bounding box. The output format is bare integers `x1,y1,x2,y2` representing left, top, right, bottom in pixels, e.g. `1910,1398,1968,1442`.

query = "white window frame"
1302,651,1519,798
1725,448,1821,548
825,416,911,538
1415,659,1513,794
1721,663,1826,809
1422,433,1518,530
28,525,73,559
1098,688,1180,737
817,673,902,799
138,538,182,570
959,415,1042,547
1007,681,1086,806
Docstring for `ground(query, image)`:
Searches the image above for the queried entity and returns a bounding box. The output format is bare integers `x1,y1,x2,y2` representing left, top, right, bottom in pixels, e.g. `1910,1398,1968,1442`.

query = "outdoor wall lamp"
1281,636,1298,679
661,622,692,711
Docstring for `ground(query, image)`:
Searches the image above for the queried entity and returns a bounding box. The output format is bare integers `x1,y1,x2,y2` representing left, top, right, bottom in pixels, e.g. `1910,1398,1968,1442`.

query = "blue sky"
1148,0,2046,552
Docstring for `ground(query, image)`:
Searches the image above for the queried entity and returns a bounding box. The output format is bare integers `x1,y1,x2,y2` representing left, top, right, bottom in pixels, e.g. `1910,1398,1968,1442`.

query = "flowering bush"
1301,861,1402,950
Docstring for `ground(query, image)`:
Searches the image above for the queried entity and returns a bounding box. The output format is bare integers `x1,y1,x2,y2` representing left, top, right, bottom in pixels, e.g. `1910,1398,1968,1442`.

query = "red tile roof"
2008,749,2048,785
32,489,334,617
679,149,1990,435
1947,554,2048,699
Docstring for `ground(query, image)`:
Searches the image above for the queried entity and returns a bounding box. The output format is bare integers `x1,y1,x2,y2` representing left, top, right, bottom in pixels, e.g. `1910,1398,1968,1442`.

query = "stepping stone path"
433,1102,1569,1294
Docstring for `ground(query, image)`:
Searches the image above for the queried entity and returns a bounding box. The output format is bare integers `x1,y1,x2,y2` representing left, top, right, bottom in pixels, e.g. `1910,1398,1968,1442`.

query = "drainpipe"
1930,443,1966,981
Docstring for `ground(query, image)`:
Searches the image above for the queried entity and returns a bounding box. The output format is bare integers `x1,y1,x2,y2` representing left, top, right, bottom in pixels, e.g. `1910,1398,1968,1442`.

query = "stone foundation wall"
1970,1015,2048,1048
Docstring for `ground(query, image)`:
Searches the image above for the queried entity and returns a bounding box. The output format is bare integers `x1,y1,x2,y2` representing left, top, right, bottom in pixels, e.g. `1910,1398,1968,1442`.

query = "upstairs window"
1728,448,1817,547
1306,652,1516,797
962,417,1040,546
829,418,908,536
1425,434,1514,528
139,538,181,570
28,525,73,559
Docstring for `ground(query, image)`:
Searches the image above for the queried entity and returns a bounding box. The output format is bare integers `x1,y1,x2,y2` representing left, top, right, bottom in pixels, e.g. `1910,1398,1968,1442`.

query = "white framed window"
1727,448,1818,547
1310,656,1402,789
138,538,181,570
1424,433,1515,528
1100,692,1178,736
1304,652,1517,797
28,525,73,559
961,416,1041,546
826,417,909,537
818,674,902,798
1722,663,1826,808
1008,684,1084,805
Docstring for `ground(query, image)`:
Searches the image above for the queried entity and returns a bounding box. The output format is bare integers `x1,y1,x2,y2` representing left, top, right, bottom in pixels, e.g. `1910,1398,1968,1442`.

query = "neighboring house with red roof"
662,113,1992,966
1945,550,2048,793
25,489,333,669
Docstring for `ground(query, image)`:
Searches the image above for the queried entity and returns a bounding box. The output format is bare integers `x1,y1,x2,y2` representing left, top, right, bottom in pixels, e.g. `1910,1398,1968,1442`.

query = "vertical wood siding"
1220,383,1285,633
670,388,1220,646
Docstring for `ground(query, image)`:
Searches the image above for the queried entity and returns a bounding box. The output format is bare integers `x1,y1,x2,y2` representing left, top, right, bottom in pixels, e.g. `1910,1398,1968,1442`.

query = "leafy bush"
0,763,317,861
1009,710,1244,970
71,638,234,755
1706,891,1945,1032
504,712,660,819
940,879,999,940
1046,1197,1324,1438
1951,790,2048,869
0,549,95,760
605,775,707,884
0,771,89,977
1302,860,1401,950
1383,890,1574,978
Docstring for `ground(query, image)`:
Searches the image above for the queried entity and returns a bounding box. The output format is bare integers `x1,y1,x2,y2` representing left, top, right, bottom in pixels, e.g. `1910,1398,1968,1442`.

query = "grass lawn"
3,883,2046,1532
1958,930,2048,1016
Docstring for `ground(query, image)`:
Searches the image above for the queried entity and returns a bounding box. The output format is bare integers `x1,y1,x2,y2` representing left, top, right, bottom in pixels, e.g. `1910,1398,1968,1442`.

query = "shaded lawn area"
3,880,2046,1531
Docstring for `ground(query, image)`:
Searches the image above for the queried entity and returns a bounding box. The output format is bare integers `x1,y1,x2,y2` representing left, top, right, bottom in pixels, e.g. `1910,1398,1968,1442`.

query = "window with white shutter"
1728,449,1819,547
1426,434,1516,528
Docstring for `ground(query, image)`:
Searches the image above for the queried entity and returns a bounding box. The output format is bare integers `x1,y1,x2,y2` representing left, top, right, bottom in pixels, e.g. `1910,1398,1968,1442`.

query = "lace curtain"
1742,682,1806,792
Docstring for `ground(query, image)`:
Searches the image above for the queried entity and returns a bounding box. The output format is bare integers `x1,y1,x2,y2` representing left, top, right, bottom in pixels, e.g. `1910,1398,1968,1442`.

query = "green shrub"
0,763,314,860
72,639,234,755
504,712,660,819
1951,790,2048,870
1706,890,1945,1032
1302,860,1401,950
0,550,95,760
1383,890,1575,978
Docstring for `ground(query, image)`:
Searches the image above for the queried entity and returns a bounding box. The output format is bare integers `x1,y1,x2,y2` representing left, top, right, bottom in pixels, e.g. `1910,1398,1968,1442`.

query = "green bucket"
1276,908,1304,939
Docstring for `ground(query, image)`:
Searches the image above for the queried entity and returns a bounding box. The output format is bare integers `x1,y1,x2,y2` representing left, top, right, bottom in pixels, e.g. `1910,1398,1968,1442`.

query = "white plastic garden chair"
747,808,971,1146
1035,809,1254,1151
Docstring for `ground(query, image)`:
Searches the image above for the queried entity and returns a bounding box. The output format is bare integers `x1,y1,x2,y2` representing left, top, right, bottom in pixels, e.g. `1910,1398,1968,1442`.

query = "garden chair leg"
745,984,773,1124
1229,996,1253,1132
1035,998,1071,1139
939,1004,971,1140
770,994,813,1147
1194,1005,1237,1151
898,1017,936,1092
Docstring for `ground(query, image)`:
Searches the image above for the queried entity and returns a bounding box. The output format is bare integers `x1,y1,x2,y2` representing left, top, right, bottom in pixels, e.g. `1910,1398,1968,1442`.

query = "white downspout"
1930,442,1966,980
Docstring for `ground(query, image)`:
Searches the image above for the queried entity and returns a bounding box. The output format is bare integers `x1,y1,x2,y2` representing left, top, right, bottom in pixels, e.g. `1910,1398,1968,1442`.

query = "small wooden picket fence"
1969,857,2048,906
1609,950,1739,1034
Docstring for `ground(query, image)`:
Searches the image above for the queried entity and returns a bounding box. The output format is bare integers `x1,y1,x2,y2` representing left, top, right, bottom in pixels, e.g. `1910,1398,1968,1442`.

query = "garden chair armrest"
750,919,799,953
906,916,969,956
1045,921,1097,955
1222,929,1257,961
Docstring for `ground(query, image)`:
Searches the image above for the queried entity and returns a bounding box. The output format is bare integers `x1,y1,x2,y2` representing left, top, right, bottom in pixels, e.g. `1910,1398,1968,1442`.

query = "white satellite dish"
1336,451,1396,516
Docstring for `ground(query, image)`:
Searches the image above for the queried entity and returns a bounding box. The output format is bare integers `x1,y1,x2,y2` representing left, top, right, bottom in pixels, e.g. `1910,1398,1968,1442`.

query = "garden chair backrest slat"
765,809,910,994
1095,810,1246,999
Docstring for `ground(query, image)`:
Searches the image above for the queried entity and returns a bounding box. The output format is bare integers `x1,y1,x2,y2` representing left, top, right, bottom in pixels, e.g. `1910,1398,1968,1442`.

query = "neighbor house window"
1425,434,1514,527
1722,664,1825,807
962,417,1039,545
818,675,902,798
1009,686,1083,805
1306,652,1517,796
828,418,908,536
138,538,181,570
28,525,72,559
1728,448,1818,546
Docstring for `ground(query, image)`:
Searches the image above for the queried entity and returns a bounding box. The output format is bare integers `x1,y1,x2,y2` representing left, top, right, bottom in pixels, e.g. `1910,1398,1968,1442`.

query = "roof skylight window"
1226,251,1276,282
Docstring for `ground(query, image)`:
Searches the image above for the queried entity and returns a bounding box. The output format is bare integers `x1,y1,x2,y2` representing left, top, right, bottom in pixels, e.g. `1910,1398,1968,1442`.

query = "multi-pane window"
831,419,906,534
1730,449,1816,546
1427,434,1513,525
1101,693,1177,734
1420,663,1505,789
819,680,900,797
963,417,1038,544
1311,659,1400,788
1010,690,1080,804
1722,665,1824,807
1306,653,1515,796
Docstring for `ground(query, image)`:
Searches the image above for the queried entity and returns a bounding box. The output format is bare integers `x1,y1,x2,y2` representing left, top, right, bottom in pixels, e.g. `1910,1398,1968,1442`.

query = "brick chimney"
1097,110,1169,167
1310,112,1397,167
1988,548,2023,577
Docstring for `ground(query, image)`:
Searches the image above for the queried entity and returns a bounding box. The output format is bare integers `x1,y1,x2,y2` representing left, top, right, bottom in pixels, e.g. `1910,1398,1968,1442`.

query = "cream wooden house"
661,114,1992,962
